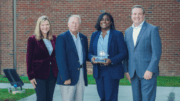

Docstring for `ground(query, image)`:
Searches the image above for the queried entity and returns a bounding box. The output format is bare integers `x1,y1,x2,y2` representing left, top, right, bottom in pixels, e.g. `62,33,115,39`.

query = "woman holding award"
88,12,127,101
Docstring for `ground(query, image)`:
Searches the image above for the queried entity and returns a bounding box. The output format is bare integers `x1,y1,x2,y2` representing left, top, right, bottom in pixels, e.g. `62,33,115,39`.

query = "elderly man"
124,5,162,101
55,15,88,101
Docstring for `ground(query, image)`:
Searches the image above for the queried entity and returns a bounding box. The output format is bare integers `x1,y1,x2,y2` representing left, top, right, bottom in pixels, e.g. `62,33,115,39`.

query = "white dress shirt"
132,21,145,46
70,31,83,65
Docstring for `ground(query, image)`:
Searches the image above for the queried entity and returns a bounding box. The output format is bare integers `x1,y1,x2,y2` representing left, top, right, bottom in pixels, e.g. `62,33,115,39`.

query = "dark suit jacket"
26,35,58,80
124,21,162,78
55,30,88,86
88,29,127,79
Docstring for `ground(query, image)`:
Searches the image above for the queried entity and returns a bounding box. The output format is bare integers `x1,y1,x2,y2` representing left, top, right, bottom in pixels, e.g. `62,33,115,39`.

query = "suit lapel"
93,31,101,55
108,29,113,53
79,33,85,62
128,27,134,48
50,38,55,56
134,21,147,49
67,30,78,57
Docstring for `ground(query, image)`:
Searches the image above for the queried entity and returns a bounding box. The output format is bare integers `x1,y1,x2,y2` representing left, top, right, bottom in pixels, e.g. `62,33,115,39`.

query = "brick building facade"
0,0,180,76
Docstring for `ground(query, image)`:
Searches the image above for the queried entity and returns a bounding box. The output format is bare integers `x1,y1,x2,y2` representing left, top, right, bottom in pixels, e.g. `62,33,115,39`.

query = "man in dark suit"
55,15,88,101
124,5,162,101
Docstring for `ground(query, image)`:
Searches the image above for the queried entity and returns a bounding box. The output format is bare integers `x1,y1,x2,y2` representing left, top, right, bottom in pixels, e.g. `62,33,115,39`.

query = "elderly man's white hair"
68,15,81,24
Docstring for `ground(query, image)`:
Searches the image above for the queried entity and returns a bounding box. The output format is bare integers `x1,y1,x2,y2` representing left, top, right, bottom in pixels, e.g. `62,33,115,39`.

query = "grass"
0,88,35,101
88,74,180,87
157,76,180,87
1,74,180,87
0,75,30,83
0,74,179,100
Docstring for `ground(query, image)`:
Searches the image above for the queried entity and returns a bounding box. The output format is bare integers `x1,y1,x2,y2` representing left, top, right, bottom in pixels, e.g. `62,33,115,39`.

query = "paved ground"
0,83,180,101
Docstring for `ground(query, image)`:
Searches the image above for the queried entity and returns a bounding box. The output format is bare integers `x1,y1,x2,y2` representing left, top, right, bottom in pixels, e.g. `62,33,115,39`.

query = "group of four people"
26,5,162,101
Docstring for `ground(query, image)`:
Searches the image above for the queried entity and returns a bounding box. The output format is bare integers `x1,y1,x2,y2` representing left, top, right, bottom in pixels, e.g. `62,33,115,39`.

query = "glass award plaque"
94,51,108,63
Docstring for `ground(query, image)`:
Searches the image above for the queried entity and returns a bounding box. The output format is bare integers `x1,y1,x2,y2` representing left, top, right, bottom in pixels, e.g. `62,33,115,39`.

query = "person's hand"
144,70,153,80
64,79,71,85
125,72,131,83
91,57,98,64
30,78,37,89
100,59,111,66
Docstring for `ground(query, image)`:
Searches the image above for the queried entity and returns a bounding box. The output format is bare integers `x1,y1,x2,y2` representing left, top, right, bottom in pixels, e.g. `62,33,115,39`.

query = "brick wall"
0,0,180,76
0,0,14,75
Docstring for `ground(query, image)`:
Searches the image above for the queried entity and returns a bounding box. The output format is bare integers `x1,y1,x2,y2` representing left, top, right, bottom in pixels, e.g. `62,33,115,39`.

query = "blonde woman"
26,15,58,101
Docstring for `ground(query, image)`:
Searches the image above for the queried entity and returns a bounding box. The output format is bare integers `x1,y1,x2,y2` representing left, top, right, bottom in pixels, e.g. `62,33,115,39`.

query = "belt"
80,65,83,68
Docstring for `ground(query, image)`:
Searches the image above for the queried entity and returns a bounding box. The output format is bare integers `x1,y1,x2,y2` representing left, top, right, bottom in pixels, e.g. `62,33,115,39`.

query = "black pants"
35,65,57,101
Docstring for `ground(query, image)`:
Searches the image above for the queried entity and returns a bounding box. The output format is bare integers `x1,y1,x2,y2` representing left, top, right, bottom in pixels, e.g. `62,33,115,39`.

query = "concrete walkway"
0,83,180,101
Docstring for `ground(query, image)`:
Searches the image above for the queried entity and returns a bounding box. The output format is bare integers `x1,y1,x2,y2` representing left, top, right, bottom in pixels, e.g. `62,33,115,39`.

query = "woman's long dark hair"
94,12,115,31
